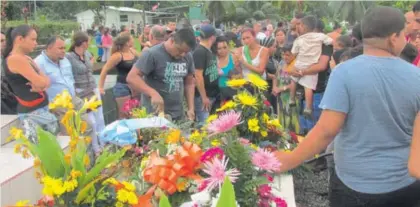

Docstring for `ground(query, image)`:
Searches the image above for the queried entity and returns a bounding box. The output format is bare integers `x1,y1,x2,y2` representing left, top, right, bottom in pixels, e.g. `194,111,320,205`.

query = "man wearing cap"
193,24,218,126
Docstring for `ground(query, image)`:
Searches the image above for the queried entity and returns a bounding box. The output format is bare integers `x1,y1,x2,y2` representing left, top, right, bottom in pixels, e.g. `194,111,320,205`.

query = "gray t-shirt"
320,55,420,194
135,43,194,120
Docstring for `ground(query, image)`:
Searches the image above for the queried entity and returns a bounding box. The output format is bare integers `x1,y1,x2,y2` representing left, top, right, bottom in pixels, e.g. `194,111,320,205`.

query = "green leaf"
35,127,66,178
216,177,237,207
75,176,103,204
80,148,126,187
159,194,172,207
71,141,87,177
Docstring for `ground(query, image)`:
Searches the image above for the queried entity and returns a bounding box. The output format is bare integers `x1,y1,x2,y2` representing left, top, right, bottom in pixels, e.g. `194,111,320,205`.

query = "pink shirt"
102,34,113,47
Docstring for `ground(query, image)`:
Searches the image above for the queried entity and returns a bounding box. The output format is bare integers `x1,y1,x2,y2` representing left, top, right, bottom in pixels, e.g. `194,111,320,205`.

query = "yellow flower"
64,153,71,164
115,201,124,207
216,100,236,112
69,139,78,151
15,200,30,206
176,180,189,192
49,90,73,110
70,170,82,179
262,113,270,123
236,91,257,108
34,158,41,167
84,136,92,144
268,119,281,128
83,154,90,167
250,144,259,150
166,129,181,144
126,191,138,205
103,178,119,185
227,78,248,88
248,118,260,132
206,114,218,124
9,127,24,140
211,139,221,147
314,154,320,158
248,73,268,91
22,149,31,158
116,189,130,203
122,181,135,191
189,130,204,145
42,176,65,197
284,150,292,153
140,156,149,170
260,130,268,137
63,179,78,192
80,121,87,134
83,96,102,112
14,144,22,153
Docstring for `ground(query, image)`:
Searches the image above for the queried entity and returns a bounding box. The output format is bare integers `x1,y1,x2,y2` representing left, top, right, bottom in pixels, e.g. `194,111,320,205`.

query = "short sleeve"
291,39,300,54
187,52,195,75
192,47,206,70
134,49,154,75
319,67,350,114
321,44,333,57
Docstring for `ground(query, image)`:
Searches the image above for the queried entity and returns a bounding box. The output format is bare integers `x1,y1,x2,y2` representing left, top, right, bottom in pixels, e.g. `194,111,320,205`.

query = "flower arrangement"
9,91,128,206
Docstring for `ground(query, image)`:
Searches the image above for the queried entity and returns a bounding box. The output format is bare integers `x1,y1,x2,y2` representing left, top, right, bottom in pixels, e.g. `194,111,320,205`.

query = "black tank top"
116,52,138,84
4,57,48,113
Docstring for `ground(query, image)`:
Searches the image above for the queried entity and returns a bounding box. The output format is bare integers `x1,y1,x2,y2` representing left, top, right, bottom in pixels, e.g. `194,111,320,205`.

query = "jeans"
87,88,106,153
194,96,216,127
329,169,420,207
299,92,323,134
112,82,131,98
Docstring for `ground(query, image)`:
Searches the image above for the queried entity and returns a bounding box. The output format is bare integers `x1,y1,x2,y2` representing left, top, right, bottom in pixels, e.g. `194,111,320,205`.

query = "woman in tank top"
99,33,139,118
235,28,269,80
213,36,237,101
3,25,58,143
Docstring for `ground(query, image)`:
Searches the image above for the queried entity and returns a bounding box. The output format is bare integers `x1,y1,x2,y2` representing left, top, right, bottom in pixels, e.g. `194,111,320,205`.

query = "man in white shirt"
254,22,267,40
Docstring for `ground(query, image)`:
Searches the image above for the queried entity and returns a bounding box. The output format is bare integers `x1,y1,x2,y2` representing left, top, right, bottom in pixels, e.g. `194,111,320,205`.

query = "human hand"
201,96,211,112
288,67,302,77
272,87,281,96
275,150,294,173
99,87,105,95
150,92,164,114
27,82,44,92
187,109,195,121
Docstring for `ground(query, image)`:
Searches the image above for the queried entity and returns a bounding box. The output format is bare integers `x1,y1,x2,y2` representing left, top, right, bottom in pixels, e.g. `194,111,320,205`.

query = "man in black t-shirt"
193,24,218,126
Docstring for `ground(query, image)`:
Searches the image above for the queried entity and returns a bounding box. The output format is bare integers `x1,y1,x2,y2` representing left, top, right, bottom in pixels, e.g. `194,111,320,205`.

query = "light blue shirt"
320,55,420,194
35,51,75,101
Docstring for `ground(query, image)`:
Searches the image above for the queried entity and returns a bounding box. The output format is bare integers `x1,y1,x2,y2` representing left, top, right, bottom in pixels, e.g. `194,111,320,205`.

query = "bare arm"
184,74,195,112
302,54,330,75
277,110,346,172
98,53,121,92
194,69,207,99
126,66,159,98
7,56,50,90
409,112,420,179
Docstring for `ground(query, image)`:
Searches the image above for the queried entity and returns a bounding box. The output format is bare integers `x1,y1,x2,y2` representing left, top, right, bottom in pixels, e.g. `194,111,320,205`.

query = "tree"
376,1,415,13
328,1,375,24
203,1,234,26
232,1,281,24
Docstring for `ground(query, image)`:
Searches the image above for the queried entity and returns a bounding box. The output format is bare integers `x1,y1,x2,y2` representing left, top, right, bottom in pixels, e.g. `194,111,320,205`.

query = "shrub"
3,20,80,44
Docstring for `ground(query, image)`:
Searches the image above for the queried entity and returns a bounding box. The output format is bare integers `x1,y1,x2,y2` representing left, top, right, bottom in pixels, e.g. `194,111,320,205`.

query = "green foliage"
159,194,172,207
224,141,253,173
35,127,68,178
216,177,237,207
241,177,269,195
4,20,79,44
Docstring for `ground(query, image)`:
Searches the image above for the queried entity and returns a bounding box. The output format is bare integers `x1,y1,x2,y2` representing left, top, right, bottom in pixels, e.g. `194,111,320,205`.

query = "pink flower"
202,156,241,192
252,149,282,172
197,180,210,192
273,197,288,207
207,111,241,134
238,138,250,145
122,99,140,112
257,184,272,198
201,147,224,163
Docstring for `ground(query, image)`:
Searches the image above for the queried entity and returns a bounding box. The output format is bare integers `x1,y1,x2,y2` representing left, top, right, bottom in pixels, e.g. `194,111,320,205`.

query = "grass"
65,36,142,59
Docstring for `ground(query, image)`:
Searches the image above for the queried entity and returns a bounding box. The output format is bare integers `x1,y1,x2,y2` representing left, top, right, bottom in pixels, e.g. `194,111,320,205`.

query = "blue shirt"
320,55,420,194
95,31,103,57
35,51,75,101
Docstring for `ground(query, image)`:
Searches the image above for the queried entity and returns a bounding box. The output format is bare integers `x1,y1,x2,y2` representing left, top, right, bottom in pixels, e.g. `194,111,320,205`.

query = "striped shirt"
65,51,97,99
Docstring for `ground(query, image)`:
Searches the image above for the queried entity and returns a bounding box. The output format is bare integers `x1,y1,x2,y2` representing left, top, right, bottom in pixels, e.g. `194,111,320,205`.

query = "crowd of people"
1,3,420,207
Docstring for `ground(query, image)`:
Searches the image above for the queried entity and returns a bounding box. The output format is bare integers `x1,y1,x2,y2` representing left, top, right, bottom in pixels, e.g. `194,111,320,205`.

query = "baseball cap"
200,24,216,39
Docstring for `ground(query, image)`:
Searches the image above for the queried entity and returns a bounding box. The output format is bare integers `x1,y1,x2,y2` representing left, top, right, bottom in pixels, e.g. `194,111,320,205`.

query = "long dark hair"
3,25,34,58
68,31,89,52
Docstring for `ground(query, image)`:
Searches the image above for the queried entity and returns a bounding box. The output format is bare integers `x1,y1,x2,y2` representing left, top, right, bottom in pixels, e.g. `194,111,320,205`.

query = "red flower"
289,131,299,144
198,180,210,192
273,197,288,207
37,196,54,207
263,100,271,107
257,184,272,198
263,174,274,182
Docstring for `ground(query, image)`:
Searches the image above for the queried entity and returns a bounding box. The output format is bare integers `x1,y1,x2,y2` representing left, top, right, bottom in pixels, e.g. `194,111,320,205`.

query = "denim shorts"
113,82,131,98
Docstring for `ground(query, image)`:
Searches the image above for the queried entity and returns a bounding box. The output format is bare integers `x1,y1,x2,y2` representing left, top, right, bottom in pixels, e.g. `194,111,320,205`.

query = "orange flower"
84,136,92,144
64,153,71,164
80,121,87,134
34,158,41,167
83,154,90,167
35,171,42,180
22,149,31,158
